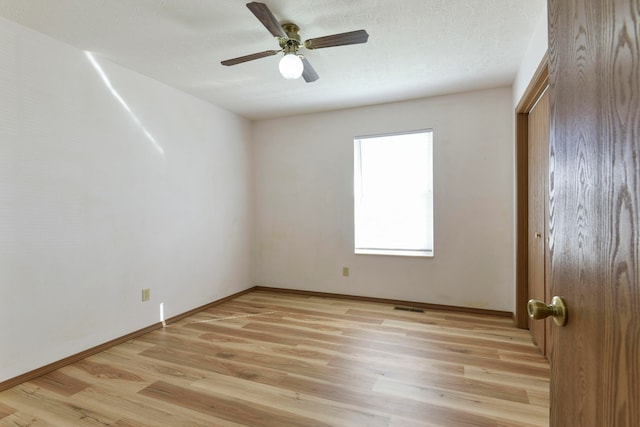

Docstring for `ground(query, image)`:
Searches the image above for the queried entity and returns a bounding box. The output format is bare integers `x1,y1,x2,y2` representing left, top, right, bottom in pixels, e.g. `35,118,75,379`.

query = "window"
354,130,433,257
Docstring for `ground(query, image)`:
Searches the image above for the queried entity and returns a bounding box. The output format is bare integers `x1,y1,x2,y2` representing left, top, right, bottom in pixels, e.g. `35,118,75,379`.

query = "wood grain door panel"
548,0,640,425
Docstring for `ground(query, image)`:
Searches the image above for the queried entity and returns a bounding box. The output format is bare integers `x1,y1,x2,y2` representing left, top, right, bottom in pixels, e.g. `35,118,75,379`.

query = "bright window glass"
354,130,433,257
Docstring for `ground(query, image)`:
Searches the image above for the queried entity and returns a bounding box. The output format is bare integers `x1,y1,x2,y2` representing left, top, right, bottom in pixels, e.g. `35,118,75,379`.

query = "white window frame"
354,129,434,257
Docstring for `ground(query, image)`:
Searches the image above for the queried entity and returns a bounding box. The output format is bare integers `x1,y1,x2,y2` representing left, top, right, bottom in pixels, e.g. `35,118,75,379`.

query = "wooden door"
548,0,640,425
527,90,550,357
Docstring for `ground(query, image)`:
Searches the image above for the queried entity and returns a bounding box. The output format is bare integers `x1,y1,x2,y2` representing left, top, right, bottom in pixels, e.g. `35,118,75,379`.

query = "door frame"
514,53,549,329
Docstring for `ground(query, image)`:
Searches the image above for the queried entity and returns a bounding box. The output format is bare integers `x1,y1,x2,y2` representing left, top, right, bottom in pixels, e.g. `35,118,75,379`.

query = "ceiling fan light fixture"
221,3,369,83
278,53,303,79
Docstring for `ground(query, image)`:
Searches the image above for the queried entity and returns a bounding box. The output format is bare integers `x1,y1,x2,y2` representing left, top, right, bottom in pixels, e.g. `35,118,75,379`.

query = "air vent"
394,306,425,313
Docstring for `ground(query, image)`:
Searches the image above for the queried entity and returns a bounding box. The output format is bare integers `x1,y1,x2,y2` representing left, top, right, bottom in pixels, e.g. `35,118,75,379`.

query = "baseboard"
0,285,512,392
253,286,514,318
0,287,257,392
163,287,257,324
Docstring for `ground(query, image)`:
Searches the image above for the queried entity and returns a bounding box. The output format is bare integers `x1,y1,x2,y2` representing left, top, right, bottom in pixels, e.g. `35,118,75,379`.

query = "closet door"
527,89,550,356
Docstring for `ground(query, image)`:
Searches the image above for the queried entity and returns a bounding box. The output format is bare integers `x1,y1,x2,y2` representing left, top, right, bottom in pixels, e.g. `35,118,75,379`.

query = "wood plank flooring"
0,290,550,426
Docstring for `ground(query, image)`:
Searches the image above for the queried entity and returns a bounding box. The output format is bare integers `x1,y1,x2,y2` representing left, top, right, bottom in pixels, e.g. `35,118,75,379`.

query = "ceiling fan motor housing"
279,23,301,54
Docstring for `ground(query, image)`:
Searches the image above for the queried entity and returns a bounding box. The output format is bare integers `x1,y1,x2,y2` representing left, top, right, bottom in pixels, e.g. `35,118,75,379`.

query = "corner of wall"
512,6,549,108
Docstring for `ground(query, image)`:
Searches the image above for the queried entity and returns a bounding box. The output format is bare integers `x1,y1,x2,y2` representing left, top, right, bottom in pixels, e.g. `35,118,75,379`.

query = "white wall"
252,87,515,312
513,6,548,106
0,17,253,382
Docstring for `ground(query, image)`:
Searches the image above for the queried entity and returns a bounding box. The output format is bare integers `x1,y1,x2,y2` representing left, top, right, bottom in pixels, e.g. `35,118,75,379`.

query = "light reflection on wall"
160,302,166,328
85,51,165,157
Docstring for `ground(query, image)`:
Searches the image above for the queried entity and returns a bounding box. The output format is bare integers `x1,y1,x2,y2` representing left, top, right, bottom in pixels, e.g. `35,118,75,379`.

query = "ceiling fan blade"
304,29,369,50
221,50,280,66
301,58,319,83
246,2,286,38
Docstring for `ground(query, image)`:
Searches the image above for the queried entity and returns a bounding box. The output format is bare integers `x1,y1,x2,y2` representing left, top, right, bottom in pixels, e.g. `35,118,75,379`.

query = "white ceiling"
0,0,545,120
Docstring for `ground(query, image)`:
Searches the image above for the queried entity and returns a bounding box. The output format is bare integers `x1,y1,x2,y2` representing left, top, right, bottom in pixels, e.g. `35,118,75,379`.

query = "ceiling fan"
221,2,369,82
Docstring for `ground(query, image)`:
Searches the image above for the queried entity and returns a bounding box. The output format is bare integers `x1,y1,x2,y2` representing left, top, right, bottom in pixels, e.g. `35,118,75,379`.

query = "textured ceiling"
0,0,546,120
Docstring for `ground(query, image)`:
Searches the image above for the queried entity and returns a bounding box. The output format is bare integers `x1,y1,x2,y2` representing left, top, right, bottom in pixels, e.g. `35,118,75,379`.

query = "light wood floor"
0,290,550,426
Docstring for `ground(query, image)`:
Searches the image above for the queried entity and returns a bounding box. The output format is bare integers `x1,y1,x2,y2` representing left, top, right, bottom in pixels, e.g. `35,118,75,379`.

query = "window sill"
354,249,434,258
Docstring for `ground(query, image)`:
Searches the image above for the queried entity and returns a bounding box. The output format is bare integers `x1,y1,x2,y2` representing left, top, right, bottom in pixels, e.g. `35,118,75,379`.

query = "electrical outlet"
141,288,150,302
342,267,349,277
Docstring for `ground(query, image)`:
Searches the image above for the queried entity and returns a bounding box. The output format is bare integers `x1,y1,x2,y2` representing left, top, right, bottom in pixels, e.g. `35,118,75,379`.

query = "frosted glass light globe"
279,54,303,79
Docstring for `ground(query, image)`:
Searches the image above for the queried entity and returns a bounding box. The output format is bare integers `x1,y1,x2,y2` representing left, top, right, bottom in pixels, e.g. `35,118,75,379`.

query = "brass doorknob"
527,296,568,326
